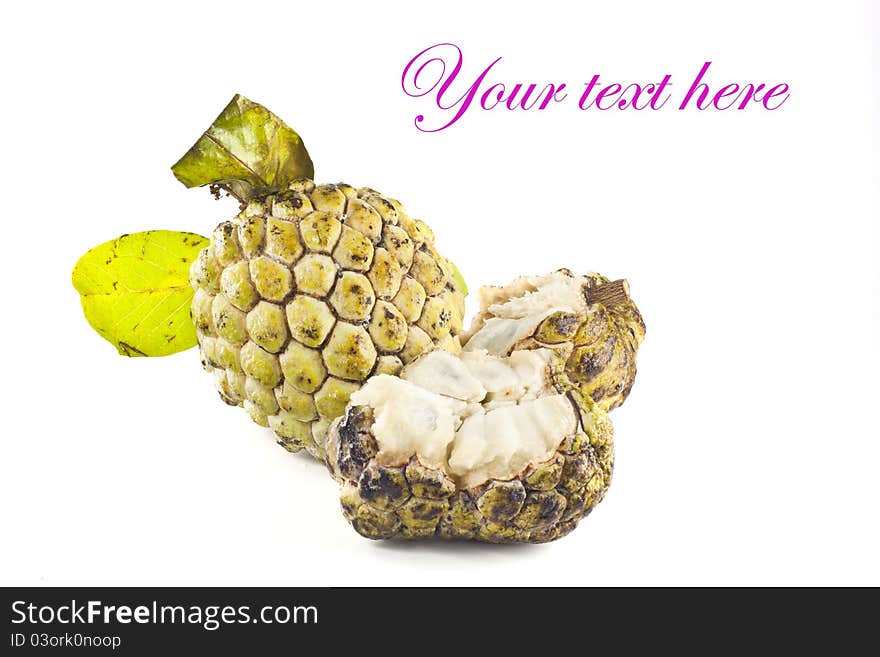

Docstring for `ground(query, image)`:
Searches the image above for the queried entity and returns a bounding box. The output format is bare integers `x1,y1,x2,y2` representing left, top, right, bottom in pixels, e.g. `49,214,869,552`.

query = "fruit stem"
209,183,247,209
586,279,630,307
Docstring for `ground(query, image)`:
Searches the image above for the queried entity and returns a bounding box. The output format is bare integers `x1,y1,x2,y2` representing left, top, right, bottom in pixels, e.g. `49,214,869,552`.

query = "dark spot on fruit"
360,466,407,506
532,493,565,527
335,408,377,481
409,500,445,521
568,336,616,382
550,313,580,335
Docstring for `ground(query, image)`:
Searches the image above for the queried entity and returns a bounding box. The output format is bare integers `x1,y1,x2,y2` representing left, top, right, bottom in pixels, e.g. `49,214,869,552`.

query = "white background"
1,0,876,586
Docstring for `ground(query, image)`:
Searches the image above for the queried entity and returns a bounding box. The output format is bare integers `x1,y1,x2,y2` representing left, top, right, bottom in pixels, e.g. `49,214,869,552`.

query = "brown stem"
210,183,247,210
586,279,630,307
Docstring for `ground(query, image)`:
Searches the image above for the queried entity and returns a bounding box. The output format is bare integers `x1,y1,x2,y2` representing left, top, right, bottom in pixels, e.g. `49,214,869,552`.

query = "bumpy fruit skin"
467,270,645,411
190,180,466,459
325,387,614,544
534,273,644,411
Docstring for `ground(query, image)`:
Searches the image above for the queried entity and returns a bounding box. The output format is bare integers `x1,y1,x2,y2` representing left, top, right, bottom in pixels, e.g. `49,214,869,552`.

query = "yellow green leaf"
72,230,209,357
171,94,314,202
448,259,468,295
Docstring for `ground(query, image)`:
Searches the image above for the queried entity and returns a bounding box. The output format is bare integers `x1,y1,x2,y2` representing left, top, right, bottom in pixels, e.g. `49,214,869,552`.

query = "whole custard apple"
189,180,465,459
173,96,466,459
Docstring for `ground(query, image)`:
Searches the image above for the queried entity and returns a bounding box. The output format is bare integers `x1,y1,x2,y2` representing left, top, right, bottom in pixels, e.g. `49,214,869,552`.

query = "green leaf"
448,259,468,295
72,230,209,357
171,94,314,201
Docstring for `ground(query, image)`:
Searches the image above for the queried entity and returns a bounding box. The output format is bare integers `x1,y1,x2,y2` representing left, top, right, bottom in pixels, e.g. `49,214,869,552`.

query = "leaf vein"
204,133,268,187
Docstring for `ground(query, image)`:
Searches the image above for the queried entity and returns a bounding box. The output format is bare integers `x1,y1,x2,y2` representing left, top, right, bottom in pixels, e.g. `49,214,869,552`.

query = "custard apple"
464,269,645,411
324,348,613,543
189,180,466,459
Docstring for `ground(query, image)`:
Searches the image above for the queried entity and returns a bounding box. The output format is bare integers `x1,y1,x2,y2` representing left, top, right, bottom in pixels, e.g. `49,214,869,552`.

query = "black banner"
1,587,873,653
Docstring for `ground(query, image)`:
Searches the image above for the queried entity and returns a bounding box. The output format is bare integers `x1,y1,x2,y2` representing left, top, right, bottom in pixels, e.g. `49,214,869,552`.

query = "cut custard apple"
324,348,613,543
464,269,645,411
175,96,466,459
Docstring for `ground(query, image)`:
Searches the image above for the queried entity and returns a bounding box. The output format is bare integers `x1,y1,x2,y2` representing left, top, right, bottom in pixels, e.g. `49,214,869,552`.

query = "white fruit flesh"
349,349,577,489
464,271,591,355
